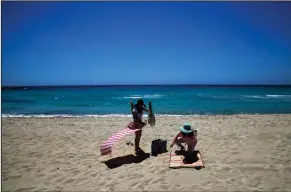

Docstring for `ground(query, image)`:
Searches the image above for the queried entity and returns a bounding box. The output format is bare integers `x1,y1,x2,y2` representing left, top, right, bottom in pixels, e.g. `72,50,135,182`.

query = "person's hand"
169,143,174,148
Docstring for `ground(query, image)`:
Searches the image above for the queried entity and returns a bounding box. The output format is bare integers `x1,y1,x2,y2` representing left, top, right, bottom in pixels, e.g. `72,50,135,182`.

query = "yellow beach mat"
169,149,205,169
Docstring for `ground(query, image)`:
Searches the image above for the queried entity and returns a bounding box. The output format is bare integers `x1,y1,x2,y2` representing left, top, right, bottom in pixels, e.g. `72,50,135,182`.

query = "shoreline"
2,114,291,191
2,113,291,118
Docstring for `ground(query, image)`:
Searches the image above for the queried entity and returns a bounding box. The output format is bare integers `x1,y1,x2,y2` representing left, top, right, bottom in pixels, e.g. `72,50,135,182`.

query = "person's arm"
143,107,150,112
170,132,181,148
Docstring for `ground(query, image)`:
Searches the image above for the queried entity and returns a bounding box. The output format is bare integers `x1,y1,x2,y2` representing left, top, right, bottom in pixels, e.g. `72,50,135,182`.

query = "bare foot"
134,147,142,154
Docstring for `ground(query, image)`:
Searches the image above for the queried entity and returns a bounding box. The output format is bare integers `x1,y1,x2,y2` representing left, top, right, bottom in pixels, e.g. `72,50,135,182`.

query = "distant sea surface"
2,85,291,117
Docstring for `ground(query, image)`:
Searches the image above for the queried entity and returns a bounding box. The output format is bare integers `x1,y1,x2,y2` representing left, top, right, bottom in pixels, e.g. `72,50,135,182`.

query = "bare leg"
187,145,195,152
184,138,196,152
135,130,142,152
174,140,185,150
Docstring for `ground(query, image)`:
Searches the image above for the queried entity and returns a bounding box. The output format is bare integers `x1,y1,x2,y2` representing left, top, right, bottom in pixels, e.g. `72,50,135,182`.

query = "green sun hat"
179,123,194,133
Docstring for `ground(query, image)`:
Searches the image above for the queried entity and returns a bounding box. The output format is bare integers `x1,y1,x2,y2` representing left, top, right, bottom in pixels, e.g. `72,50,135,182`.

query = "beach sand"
2,114,291,191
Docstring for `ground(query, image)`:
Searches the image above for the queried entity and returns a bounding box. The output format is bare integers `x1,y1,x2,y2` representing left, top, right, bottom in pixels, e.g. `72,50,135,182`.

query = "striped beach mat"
100,122,144,156
169,149,205,169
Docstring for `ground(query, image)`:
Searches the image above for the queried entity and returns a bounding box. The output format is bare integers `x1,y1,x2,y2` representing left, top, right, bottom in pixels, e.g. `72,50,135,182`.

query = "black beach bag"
151,139,167,156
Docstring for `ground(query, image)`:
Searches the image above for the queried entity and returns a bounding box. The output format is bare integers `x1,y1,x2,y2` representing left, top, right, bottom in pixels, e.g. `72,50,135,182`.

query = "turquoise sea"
2,85,291,116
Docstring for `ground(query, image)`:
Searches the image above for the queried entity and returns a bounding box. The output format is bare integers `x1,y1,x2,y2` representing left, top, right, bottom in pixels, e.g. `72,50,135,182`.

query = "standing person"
132,99,149,153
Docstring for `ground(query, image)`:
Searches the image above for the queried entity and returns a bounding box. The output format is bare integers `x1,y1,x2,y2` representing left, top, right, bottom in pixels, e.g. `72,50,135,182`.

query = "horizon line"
2,84,291,89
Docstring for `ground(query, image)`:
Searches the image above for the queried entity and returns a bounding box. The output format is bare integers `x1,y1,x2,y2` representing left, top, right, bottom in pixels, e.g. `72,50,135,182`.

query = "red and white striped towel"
100,122,145,156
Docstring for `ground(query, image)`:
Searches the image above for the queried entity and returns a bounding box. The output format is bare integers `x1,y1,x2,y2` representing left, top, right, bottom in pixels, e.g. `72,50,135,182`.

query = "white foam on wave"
266,94,291,98
198,94,291,100
118,94,164,99
197,94,238,99
243,95,266,99
240,95,291,99
123,96,142,99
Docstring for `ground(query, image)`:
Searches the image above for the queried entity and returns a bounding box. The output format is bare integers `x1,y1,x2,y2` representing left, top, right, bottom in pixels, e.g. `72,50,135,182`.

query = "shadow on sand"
102,148,150,169
151,150,168,157
174,150,202,170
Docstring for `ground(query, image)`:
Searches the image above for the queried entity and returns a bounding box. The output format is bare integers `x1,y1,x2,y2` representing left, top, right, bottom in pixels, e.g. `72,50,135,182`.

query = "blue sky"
2,2,291,86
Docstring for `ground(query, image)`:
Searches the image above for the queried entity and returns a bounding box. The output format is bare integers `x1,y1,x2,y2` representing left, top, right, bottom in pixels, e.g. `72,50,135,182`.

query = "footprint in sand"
63,178,75,184
52,176,66,183
249,176,263,188
119,174,126,180
79,180,92,186
147,165,158,173
249,188,263,192
226,177,236,185
73,178,87,185
90,173,98,177
129,173,143,179
98,180,107,185
36,173,45,178
72,170,80,175
150,178,165,184
9,175,22,180
44,181,51,185
55,186,64,191
175,184,182,188
201,182,212,190
155,168,168,174
273,186,283,191
132,182,145,190
13,187,37,192
231,151,240,155
159,184,169,190
24,167,32,172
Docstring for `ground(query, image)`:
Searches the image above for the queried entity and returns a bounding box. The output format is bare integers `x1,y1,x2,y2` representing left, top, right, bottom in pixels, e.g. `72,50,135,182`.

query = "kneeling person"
170,123,197,152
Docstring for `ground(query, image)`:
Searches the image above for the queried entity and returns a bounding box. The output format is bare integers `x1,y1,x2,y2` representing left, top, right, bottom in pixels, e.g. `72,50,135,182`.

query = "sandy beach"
2,114,291,191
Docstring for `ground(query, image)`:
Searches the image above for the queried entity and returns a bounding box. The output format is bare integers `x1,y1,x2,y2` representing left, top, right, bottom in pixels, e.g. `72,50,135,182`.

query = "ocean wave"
197,94,291,100
3,99,36,103
196,94,238,99
123,96,142,99
118,94,164,99
266,94,291,98
243,94,291,99
242,95,266,99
